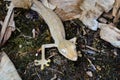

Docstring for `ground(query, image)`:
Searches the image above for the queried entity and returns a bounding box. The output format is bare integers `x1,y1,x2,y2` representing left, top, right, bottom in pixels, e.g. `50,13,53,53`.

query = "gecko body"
31,0,78,69
2,0,78,70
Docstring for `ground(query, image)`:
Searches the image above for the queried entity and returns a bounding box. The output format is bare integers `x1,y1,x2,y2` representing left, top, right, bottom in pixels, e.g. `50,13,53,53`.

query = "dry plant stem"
0,21,3,25
48,68,64,75
0,3,14,44
2,12,15,45
32,28,36,38
50,74,57,80
86,45,100,52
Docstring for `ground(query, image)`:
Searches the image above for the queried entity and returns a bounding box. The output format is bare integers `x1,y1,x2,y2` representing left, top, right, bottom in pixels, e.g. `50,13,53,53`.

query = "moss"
0,1,120,80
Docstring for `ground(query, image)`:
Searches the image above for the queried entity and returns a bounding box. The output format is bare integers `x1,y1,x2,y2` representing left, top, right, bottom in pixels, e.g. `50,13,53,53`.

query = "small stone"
78,51,82,57
96,65,102,71
35,53,38,56
19,45,22,48
98,17,107,23
86,71,93,77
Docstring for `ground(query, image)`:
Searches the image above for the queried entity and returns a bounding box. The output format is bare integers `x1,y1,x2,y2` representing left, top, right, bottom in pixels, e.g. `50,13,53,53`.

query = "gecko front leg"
34,44,57,70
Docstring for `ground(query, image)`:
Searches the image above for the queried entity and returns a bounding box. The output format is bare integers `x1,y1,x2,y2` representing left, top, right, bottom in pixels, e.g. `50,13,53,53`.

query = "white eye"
61,49,66,54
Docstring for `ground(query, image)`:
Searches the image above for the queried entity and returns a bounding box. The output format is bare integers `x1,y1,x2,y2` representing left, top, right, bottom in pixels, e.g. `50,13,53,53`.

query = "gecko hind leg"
34,44,57,70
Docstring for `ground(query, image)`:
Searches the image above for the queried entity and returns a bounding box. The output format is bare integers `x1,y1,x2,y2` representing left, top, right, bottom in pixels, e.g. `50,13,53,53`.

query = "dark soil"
0,1,120,80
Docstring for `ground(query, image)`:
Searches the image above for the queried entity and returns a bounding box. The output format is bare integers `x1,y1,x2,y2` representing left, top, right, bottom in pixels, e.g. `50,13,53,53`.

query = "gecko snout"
67,53,78,61
70,54,78,61
71,56,78,61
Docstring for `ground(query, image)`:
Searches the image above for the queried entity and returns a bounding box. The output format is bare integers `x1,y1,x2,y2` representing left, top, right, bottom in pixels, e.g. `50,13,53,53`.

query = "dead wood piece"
99,23,120,48
0,52,22,80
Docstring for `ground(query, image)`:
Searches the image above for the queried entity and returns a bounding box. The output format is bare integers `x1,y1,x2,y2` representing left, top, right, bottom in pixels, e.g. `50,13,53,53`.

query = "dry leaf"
78,0,114,30
12,0,32,9
41,0,56,10
49,0,114,30
112,0,120,23
113,10,120,23
112,0,120,17
79,0,114,30
99,23,120,48
49,0,83,21
0,52,22,80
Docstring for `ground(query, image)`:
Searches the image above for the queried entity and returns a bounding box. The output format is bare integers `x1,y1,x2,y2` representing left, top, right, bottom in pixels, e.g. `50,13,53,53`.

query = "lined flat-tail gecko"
31,0,78,69
2,0,78,70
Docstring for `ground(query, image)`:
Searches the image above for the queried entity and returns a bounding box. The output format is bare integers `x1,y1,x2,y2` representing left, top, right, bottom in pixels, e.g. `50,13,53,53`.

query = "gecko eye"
61,49,67,54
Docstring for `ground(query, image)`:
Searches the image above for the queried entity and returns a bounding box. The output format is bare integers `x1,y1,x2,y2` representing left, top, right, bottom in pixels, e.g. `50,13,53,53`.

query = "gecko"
31,0,78,70
2,0,78,70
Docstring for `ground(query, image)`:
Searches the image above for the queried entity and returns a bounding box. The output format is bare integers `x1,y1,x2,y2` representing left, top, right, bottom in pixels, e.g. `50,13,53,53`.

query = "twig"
50,74,57,80
86,45,100,52
0,3,14,44
34,66,41,80
48,68,64,75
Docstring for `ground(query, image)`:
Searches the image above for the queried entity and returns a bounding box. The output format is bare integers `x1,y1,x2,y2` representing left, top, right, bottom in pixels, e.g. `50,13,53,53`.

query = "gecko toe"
45,63,50,66
34,59,51,70
34,60,40,65
41,65,44,70
47,59,51,62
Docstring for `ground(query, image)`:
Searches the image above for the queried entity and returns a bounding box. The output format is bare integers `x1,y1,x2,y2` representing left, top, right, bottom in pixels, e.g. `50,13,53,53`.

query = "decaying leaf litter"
0,0,120,80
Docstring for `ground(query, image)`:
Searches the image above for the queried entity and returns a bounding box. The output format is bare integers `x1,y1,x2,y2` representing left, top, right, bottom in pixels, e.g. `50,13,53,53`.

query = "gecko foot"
34,59,51,70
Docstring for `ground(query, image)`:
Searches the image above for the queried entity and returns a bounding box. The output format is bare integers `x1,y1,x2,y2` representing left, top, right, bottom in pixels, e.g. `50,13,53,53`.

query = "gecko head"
58,40,78,61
